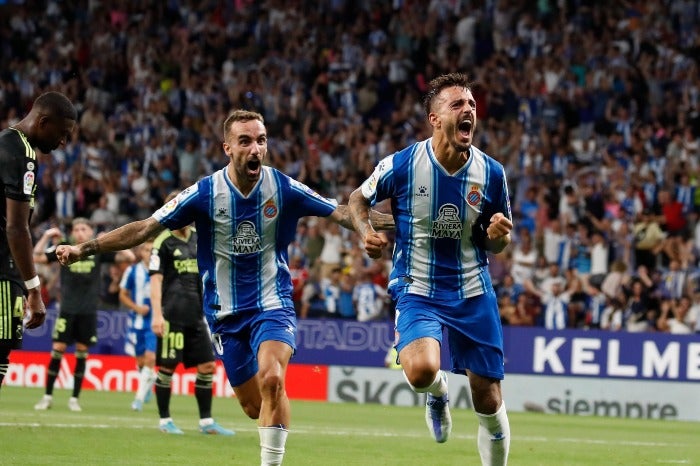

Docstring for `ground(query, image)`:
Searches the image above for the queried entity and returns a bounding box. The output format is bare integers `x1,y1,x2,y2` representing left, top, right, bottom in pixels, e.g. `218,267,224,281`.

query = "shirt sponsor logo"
431,204,462,239
232,221,262,255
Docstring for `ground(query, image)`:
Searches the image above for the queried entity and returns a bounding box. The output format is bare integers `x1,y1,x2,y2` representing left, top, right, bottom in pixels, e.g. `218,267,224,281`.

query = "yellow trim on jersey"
9,127,36,160
153,229,174,250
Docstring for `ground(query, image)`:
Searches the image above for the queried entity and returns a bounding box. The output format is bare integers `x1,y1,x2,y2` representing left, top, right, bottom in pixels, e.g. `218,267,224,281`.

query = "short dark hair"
422,73,471,116
223,109,264,139
33,91,77,121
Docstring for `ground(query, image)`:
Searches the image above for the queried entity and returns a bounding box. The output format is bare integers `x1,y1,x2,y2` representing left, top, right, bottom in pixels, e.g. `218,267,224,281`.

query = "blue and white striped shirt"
153,166,337,321
360,139,512,300
120,262,152,330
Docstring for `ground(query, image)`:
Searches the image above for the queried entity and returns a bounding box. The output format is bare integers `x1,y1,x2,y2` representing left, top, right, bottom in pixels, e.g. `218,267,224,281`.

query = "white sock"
476,401,510,466
136,366,156,402
259,426,289,466
159,417,173,426
404,370,448,397
199,417,214,427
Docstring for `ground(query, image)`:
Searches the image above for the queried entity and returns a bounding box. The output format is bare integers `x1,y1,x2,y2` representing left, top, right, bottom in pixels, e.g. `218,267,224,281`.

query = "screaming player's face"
431,86,476,153
222,119,267,187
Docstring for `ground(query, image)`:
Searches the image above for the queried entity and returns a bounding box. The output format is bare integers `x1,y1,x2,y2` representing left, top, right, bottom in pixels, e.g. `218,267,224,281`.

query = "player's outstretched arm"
57,217,165,265
330,205,394,232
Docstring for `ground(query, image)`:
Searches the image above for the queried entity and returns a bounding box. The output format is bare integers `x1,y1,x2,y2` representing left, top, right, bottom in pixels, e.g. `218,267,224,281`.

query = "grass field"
1,386,697,465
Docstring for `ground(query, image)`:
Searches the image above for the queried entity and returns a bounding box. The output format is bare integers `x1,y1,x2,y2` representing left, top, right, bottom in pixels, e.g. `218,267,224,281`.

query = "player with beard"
56,109,394,465
349,73,513,465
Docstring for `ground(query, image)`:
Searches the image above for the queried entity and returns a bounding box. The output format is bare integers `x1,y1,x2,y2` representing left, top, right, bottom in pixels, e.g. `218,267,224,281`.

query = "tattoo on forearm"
83,239,100,258
370,211,394,231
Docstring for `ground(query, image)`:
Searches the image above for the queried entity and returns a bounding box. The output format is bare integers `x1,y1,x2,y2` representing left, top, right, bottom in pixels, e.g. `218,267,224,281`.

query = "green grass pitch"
1,386,697,465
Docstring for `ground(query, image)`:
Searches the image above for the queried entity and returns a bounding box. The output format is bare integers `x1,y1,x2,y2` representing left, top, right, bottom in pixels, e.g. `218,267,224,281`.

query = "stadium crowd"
2,0,700,333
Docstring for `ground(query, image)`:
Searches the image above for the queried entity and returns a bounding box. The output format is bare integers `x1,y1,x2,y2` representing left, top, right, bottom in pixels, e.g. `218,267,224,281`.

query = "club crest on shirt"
232,221,262,255
431,203,462,239
263,199,278,218
467,185,482,206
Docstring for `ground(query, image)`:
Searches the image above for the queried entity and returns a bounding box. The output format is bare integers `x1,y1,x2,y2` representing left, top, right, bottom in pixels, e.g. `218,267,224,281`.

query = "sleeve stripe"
11,128,36,160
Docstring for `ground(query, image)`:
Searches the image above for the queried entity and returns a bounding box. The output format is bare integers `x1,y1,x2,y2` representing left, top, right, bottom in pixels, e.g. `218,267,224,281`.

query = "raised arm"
33,227,63,264
57,217,165,265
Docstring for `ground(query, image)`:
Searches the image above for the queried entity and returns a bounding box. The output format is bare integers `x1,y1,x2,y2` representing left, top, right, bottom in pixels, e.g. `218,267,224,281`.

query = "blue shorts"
394,290,504,380
209,308,297,387
124,328,157,357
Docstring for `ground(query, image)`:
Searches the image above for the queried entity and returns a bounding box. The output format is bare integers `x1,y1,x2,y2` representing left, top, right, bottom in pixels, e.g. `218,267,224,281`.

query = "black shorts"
0,280,25,350
52,313,97,346
156,318,215,369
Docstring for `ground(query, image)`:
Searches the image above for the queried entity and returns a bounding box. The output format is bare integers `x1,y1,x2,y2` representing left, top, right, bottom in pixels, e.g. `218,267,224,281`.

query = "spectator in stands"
657,296,694,334
299,267,328,319
353,268,387,323
2,0,700,342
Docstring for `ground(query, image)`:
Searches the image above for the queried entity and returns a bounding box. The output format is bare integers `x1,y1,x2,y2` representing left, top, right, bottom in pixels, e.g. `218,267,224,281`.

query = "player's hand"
137,304,150,316
363,231,388,259
486,213,513,240
56,244,82,265
24,288,46,329
44,227,63,238
151,314,165,337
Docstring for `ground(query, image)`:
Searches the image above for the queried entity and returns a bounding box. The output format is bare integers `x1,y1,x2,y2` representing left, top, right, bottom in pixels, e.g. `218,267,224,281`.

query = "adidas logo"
491,432,505,441
173,249,182,256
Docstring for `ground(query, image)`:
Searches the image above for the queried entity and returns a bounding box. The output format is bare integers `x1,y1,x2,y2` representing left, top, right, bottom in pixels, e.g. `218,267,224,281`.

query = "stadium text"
296,320,393,352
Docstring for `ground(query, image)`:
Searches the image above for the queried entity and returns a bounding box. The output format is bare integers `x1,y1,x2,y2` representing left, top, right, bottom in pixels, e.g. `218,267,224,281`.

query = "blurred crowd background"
2,0,700,334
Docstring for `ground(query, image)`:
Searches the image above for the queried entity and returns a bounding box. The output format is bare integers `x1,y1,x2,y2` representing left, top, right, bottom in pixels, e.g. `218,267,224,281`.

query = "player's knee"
198,361,216,374
471,385,502,414
239,398,261,419
404,366,439,389
259,372,285,399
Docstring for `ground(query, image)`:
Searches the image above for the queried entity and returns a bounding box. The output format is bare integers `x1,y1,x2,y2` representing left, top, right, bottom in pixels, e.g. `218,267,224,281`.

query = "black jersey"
149,227,202,325
46,243,108,315
0,128,38,284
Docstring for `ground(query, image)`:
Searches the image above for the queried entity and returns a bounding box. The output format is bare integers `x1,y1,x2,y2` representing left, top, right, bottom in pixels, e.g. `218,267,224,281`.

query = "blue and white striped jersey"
119,261,152,330
152,166,337,321
360,139,512,300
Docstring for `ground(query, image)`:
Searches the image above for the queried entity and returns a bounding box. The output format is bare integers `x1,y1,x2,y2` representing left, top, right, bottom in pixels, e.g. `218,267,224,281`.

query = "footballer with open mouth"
222,114,268,196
